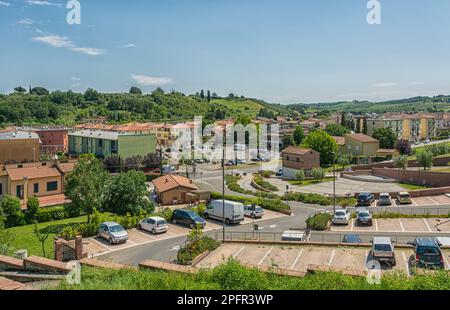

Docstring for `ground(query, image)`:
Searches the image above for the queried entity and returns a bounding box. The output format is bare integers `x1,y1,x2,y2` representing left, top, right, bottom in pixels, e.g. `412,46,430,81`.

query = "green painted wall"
118,134,157,158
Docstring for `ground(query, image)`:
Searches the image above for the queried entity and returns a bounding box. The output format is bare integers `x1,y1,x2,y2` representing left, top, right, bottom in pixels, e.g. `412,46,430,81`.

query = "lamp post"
200,172,203,189
332,152,337,214
222,136,226,243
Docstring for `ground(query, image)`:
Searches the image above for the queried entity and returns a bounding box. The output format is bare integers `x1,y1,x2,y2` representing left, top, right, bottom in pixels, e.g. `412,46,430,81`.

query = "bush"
258,171,274,178
191,203,206,217
1,195,25,227
306,213,332,231
312,168,325,182
26,197,40,221
225,175,253,195
63,203,83,218
177,227,220,265
154,207,173,222
35,206,66,223
285,192,331,206
296,170,305,182
253,175,278,192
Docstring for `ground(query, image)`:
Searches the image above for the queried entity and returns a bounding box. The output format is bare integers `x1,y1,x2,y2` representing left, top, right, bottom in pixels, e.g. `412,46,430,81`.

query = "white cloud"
373,82,398,88
131,74,173,86
0,1,11,6
17,18,35,25
27,0,62,7
118,44,137,48
33,34,105,56
70,47,105,56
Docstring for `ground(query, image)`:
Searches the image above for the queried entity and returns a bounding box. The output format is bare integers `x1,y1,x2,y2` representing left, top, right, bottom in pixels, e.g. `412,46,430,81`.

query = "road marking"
428,196,439,205
442,254,450,270
328,249,336,266
402,251,411,277
132,229,157,240
374,219,379,231
258,247,274,266
411,199,417,206
89,238,112,251
290,249,304,270
399,219,405,232
423,218,432,232
127,240,137,245
233,246,246,259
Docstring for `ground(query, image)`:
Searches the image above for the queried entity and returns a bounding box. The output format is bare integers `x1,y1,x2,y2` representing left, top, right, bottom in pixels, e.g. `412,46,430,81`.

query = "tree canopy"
303,130,339,165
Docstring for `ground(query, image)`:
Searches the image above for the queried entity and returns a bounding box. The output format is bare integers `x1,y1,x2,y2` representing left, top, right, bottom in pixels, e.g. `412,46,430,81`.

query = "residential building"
435,112,450,130
152,174,199,205
0,131,41,164
0,162,74,207
20,127,69,155
68,129,156,158
343,134,380,161
367,113,436,143
281,146,320,178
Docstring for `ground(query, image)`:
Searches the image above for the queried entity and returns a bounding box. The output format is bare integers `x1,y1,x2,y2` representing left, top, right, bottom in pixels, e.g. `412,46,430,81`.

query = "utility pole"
333,152,337,214
222,129,226,243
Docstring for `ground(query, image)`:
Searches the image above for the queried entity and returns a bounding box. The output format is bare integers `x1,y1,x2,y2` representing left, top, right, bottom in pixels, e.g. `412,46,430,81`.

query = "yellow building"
0,131,41,164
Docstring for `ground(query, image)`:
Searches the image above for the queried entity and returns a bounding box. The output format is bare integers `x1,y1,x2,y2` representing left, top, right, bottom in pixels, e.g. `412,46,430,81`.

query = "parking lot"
370,195,450,207
83,209,287,257
331,218,450,234
196,243,450,275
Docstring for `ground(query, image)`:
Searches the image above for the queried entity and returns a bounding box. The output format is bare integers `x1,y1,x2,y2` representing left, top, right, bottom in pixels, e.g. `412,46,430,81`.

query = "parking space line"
374,219,379,232
233,246,246,259
442,254,450,270
328,249,336,266
399,219,405,232
423,219,432,232
290,249,304,270
127,240,136,245
428,196,439,205
402,251,411,277
411,199,417,206
132,229,157,240
90,238,113,252
258,247,274,266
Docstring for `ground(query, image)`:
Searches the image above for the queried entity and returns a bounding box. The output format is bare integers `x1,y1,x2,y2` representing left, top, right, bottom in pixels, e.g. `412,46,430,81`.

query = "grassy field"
6,213,114,258
51,259,450,290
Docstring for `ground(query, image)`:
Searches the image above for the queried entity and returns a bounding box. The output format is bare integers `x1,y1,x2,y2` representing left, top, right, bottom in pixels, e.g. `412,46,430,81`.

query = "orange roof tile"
346,133,379,143
152,174,198,193
6,166,61,181
282,146,319,156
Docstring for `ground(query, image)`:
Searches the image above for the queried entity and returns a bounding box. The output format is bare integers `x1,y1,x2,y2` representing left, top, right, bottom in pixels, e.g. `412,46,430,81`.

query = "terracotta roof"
345,133,378,143
6,165,61,181
56,162,75,174
332,136,346,146
152,174,198,193
282,146,319,156
377,149,398,155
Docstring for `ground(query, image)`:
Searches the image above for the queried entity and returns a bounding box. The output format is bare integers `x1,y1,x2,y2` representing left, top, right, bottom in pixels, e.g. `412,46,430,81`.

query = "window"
46,181,58,192
296,157,300,162
34,183,39,193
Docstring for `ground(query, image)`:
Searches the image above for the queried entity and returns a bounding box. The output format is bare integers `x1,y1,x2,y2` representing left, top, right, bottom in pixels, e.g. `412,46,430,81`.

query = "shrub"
177,226,220,265
253,175,278,192
312,168,325,182
296,170,305,182
225,175,253,195
154,207,173,222
192,203,206,217
1,195,25,227
35,206,66,223
258,170,274,178
306,213,332,231
63,203,83,218
285,192,331,206
26,197,40,221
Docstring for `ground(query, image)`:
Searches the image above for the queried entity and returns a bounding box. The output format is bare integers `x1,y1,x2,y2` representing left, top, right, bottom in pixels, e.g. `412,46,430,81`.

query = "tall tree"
30,87,49,96
64,154,110,223
200,90,205,100
325,124,349,137
416,150,434,170
303,130,339,165
293,126,305,145
206,90,211,102
372,128,397,149
362,117,368,134
356,118,361,133
129,86,143,95
14,86,27,94
282,134,295,148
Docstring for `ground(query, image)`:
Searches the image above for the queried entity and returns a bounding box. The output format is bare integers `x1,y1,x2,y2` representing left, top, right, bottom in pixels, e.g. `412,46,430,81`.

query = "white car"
139,216,169,235
332,209,351,225
244,205,265,218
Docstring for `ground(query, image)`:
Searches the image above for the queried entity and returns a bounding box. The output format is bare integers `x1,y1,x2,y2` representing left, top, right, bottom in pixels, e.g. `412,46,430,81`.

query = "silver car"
244,205,265,218
378,193,392,206
98,222,128,245
139,216,169,235
332,209,351,225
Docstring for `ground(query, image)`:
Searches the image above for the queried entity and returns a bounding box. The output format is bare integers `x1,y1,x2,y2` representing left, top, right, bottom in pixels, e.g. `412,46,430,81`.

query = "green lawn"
289,177,335,187
6,213,114,258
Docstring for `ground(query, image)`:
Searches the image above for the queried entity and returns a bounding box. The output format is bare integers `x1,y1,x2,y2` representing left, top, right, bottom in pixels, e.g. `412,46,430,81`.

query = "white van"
204,200,245,225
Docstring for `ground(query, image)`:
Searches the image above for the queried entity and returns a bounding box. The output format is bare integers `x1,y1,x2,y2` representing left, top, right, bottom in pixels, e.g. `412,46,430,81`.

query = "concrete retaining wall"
373,168,450,187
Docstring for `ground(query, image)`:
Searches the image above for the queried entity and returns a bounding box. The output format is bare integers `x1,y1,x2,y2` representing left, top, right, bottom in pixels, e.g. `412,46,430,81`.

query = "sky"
1,0,450,104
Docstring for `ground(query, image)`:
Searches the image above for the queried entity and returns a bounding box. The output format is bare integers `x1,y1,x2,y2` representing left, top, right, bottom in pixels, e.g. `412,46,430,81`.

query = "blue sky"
1,0,450,103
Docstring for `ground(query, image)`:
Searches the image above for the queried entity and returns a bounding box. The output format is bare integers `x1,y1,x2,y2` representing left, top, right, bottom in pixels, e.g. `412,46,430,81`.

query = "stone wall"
373,168,450,187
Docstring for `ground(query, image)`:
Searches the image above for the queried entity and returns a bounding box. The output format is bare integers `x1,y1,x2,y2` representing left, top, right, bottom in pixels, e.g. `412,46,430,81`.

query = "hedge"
253,175,278,192
306,213,332,231
210,192,290,213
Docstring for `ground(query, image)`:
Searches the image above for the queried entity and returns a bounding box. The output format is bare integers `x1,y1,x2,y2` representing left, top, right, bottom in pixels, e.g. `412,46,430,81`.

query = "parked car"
281,231,305,242
407,238,445,269
98,222,128,245
275,168,284,177
342,234,363,244
378,193,392,206
205,200,245,225
371,237,396,266
172,209,206,229
397,192,412,204
244,204,265,219
139,216,169,235
424,139,431,144
332,209,351,225
194,158,205,164
356,209,373,226
236,159,247,165
357,192,375,206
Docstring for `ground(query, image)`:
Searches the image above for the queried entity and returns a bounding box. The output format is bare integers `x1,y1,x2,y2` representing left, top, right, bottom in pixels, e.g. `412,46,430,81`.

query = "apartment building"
19,126,69,155
0,131,41,164
367,113,436,143
281,146,321,178
343,134,380,158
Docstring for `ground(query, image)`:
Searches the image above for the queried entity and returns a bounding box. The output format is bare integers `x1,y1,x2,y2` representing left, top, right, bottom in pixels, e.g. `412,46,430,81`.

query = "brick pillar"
75,236,83,260
54,238,63,262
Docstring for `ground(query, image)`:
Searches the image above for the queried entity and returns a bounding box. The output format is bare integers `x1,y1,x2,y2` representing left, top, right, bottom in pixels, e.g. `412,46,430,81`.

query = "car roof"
103,222,120,227
416,237,439,246
373,237,392,244
380,193,390,196
399,192,410,195
147,216,166,221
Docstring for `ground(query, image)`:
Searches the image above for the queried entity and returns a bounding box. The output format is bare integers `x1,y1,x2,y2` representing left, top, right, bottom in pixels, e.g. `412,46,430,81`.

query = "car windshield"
335,211,346,216
380,195,389,199
109,225,124,233
417,246,440,255
401,194,410,198
359,212,370,217
345,235,360,242
256,207,264,212
185,210,202,221
374,244,392,252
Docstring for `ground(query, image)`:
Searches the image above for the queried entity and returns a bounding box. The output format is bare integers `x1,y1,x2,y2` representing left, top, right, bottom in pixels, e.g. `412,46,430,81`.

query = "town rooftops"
6,165,61,181
69,130,119,140
332,136,346,146
345,133,379,143
152,174,198,193
281,146,319,156
56,162,75,174
0,131,40,141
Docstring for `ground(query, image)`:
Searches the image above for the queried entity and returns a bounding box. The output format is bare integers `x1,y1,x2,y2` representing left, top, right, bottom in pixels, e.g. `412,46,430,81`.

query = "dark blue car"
172,209,206,229
408,238,444,269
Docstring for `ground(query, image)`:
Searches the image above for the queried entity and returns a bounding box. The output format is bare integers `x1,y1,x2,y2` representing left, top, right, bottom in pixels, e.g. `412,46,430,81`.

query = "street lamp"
200,172,203,189
332,152,337,214
222,135,226,243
